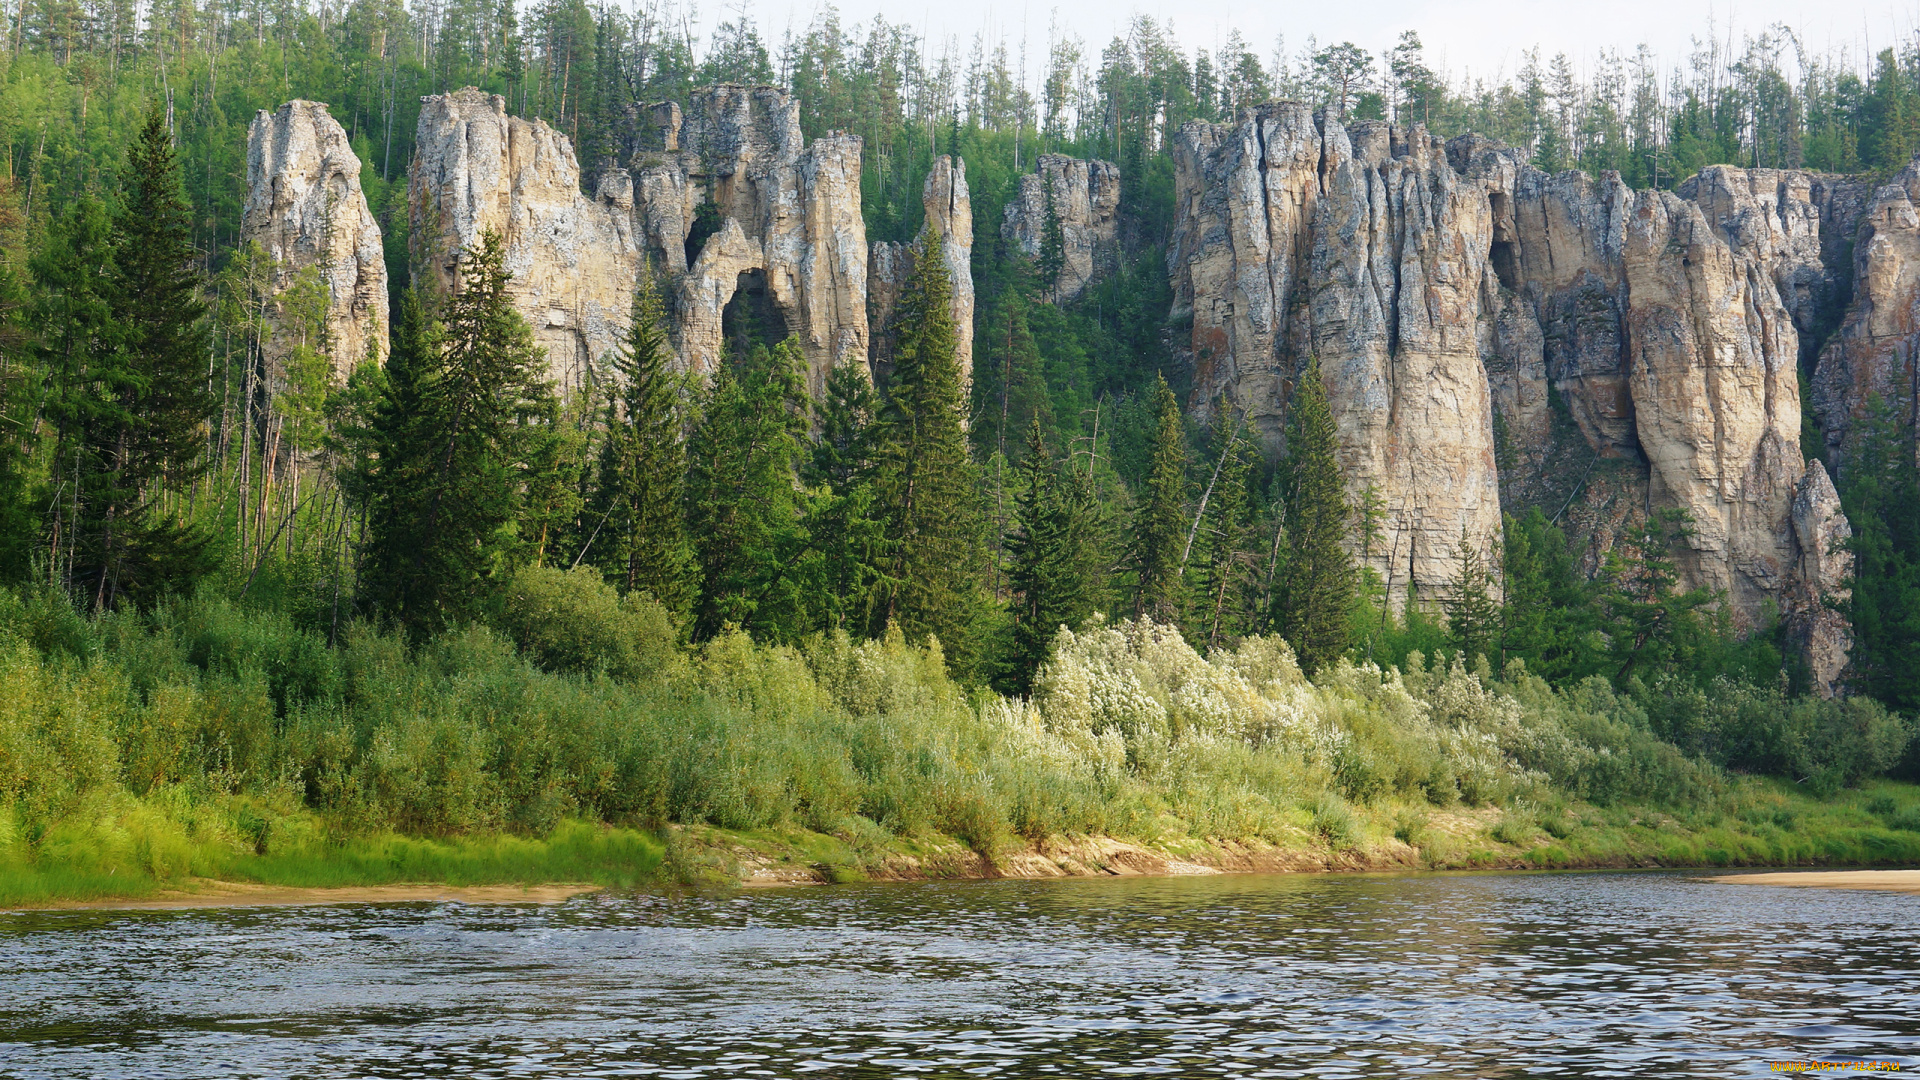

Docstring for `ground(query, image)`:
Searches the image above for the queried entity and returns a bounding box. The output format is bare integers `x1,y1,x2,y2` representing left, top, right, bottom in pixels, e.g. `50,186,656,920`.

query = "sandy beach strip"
1705,869,1920,894
9,881,600,912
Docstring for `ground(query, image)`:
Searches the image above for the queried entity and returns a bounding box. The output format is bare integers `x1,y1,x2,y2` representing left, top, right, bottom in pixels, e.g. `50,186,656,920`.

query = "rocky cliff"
405,85,875,399
1172,106,1858,684
870,156,974,393
242,100,388,378
1002,153,1121,301
1812,160,1920,461
408,88,641,394
627,85,872,397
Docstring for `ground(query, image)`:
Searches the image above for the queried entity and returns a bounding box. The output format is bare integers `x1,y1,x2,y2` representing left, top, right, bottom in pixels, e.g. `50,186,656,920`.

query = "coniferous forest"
3,0,1920,900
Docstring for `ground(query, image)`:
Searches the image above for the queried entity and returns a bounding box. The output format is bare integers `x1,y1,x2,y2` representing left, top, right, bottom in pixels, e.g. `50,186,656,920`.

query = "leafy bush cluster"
0,569,1911,878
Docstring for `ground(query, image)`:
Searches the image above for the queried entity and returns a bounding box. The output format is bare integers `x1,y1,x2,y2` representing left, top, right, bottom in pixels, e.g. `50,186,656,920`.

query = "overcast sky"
725,0,1918,90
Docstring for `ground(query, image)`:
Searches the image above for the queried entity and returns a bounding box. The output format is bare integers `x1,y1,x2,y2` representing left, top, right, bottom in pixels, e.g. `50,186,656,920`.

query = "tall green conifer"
1270,357,1354,676
1004,415,1101,692
874,231,984,656
686,337,810,641
591,273,694,614
1129,373,1189,624
360,232,550,635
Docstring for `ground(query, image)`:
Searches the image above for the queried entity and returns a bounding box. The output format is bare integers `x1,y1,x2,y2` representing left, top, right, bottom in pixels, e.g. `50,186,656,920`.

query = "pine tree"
1444,527,1500,662
1129,372,1189,624
686,337,810,641
1270,357,1355,676
873,231,985,657
590,273,694,614
360,232,551,635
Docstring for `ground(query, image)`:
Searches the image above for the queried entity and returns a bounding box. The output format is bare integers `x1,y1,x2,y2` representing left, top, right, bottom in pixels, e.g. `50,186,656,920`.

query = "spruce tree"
1598,508,1714,681
1444,527,1501,662
686,337,810,641
873,231,985,656
802,359,889,633
1004,415,1100,692
1270,357,1355,676
1840,396,1920,710
33,198,121,594
1038,182,1066,298
590,273,695,614
45,109,214,610
1501,508,1602,682
1129,372,1189,624
1194,412,1259,651
360,232,550,635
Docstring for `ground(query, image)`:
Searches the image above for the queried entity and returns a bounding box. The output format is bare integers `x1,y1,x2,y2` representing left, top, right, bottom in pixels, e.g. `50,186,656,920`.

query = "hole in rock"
1490,239,1520,292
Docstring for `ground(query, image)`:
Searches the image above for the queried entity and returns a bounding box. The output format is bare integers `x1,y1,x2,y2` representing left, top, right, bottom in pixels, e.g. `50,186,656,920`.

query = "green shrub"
494,565,682,682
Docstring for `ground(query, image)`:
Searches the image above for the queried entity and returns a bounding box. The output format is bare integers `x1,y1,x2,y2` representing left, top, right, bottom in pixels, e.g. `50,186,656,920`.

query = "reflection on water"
1,870,1917,1078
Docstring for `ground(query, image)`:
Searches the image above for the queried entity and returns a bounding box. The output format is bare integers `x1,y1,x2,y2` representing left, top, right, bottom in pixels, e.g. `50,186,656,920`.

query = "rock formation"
625,85,872,397
406,85,874,399
1171,105,1856,686
870,156,974,392
408,88,641,394
1002,153,1121,301
1812,160,1920,461
242,100,388,378
1171,105,1504,606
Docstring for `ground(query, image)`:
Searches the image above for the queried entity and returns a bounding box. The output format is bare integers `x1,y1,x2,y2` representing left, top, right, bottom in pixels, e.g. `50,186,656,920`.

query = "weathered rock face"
1172,106,1504,602
242,100,388,378
627,85,870,397
1790,460,1852,696
1812,160,1920,461
869,156,975,393
1172,106,1856,687
408,85,876,398
409,88,640,394
1001,153,1121,301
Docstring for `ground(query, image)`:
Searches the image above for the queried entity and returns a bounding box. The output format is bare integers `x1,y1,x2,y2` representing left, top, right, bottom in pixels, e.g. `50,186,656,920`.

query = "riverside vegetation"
4,4,1920,904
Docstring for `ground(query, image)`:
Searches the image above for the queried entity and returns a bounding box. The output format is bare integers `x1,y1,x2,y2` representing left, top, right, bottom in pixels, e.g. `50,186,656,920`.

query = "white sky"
725,0,1920,92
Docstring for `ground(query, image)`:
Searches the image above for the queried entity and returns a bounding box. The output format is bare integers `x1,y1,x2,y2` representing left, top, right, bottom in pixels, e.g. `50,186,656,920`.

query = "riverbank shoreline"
1704,869,1920,893
8,778,1920,911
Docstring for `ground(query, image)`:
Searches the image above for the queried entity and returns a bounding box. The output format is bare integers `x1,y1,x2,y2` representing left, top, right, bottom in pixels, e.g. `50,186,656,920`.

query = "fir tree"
1270,357,1355,676
360,232,551,636
873,231,985,658
1129,372,1189,624
590,273,695,614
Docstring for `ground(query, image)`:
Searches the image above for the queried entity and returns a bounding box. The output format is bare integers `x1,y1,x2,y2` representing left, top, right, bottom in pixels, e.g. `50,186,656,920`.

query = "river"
1,870,1916,1077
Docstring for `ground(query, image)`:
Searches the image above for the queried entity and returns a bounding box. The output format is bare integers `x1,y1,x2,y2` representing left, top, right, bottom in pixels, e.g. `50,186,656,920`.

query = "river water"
1,870,1916,1078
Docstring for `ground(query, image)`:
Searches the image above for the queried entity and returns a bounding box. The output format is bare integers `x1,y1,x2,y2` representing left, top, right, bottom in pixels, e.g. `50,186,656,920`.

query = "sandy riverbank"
1705,869,1920,894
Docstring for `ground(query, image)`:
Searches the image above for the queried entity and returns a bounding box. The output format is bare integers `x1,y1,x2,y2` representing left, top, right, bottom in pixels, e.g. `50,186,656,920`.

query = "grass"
0,791,663,907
